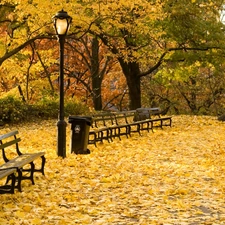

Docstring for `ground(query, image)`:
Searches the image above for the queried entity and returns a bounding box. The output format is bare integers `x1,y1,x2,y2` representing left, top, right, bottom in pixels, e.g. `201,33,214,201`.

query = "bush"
64,98,90,116
0,95,90,125
35,96,90,118
0,96,28,124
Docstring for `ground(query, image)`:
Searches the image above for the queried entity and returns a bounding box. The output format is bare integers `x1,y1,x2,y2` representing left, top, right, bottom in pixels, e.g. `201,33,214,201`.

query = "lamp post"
52,10,72,158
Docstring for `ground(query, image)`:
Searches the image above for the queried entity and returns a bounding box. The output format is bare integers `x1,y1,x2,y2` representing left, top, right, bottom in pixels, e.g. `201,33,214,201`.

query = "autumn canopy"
0,0,225,113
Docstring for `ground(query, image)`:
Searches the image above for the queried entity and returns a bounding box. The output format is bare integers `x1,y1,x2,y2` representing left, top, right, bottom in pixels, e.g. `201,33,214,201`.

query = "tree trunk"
91,37,103,110
119,59,141,109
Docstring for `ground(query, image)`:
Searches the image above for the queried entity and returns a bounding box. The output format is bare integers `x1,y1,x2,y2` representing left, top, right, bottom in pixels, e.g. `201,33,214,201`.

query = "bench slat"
0,138,21,150
0,168,16,179
0,130,18,141
0,152,45,170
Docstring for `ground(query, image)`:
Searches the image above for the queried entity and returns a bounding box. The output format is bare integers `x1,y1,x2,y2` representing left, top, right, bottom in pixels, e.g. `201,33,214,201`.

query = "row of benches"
88,107,172,146
0,130,45,194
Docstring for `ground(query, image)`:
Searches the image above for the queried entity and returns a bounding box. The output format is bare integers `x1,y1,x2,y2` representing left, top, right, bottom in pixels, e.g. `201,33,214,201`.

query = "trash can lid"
68,116,92,125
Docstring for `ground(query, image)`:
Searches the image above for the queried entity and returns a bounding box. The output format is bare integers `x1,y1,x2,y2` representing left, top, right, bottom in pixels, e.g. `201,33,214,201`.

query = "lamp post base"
57,120,67,158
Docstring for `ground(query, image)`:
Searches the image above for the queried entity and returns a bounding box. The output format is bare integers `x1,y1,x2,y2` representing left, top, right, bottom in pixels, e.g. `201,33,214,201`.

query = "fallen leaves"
1,115,225,224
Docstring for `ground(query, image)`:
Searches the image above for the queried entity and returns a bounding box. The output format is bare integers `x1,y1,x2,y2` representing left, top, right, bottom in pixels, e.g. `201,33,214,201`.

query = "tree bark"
91,37,102,110
119,59,141,109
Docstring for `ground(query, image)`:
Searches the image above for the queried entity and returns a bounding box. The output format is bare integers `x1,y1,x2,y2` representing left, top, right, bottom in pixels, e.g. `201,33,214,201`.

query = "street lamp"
52,10,72,158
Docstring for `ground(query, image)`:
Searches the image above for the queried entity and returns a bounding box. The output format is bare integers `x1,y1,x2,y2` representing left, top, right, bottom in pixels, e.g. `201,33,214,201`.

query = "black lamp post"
52,10,72,158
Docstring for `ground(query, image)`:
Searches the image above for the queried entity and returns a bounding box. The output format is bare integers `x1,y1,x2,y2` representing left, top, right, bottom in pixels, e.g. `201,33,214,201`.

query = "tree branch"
139,46,222,78
0,34,55,66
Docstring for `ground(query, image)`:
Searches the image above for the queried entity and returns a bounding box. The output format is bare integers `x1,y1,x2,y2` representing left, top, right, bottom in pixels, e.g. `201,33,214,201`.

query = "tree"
1,0,225,112
77,0,225,109
66,35,114,110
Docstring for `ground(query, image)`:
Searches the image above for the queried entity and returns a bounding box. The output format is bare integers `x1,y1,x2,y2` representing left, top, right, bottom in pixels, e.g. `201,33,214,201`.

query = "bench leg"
99,131,104,143
88,133,97,147
106,129,114,143
39,155,46,175
108,129,113,142
150,121,154,132
34,155,46,176
146,122,151,132
0,173,16,194
41,155,46,175
21,162,35,185
16,168,23,192
125,126,130,138
137,124,141,135
10,173,16,194
4,169,23,193
92,133,97,147
117,128,121,140
29,162,35,185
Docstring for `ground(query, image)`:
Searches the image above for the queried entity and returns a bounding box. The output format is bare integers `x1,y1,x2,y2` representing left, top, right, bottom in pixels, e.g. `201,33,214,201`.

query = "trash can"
68,116,92,154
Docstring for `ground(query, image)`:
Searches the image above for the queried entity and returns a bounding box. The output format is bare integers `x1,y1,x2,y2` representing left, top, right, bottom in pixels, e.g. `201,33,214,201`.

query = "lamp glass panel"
56,19,68,35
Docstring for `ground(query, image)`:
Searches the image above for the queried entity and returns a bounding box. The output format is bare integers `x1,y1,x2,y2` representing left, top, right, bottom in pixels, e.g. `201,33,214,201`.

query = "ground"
0,115,225,225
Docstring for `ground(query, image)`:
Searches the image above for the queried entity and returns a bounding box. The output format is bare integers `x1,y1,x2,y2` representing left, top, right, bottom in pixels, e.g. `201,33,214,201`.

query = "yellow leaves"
15,210,26,218
23,204,33,212
100,173,126,184
166,188,189,196
31,218,42,225
1,116,225,224
100,176,112,183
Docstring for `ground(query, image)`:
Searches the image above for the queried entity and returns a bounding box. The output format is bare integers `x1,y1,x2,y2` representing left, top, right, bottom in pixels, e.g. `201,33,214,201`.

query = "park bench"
134,107,172,128
88,112,130,146
0,130,46,194
113,110,153,136
88,113,113,145
88,107,172,146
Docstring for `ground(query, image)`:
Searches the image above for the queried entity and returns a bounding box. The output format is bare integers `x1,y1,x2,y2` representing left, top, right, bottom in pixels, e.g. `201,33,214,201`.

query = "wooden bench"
0,130,46,194
88,110,152,145
113,110,152,136
88,112,130,146
134,107,172,128
88,107,172,146
88,113,113,146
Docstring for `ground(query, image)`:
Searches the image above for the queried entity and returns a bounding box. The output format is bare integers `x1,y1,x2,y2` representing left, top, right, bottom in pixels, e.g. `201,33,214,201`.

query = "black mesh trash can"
68,116,92,154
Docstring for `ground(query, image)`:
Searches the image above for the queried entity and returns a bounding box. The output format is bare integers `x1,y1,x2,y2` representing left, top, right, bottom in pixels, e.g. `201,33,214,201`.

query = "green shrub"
64,98,90,116
35,96,59,118
0,96,28,124
35,96,90,118
0,95,90,125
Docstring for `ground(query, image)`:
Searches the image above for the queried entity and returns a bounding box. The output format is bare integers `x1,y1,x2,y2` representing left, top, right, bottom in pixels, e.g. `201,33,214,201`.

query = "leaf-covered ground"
1,115,225,225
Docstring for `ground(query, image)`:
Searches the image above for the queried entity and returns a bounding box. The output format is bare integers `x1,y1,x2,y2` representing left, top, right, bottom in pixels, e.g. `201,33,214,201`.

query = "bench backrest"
91,111,136,127
147,108,161,117
90,108,164,126
92,113,115,128
0,130,22,162
114,111,135,124
0,130,19,141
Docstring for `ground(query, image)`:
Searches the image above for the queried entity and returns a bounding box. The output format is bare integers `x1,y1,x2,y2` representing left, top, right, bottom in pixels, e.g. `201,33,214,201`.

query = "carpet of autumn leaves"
1,115,225,224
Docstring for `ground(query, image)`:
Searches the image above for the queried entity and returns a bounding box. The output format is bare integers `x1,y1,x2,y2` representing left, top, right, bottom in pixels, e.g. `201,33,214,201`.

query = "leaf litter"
0,115,225,224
